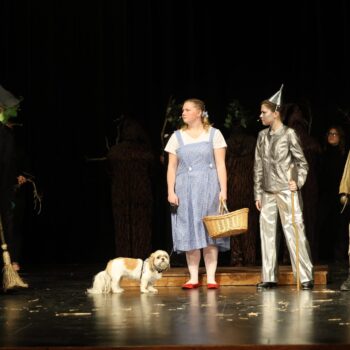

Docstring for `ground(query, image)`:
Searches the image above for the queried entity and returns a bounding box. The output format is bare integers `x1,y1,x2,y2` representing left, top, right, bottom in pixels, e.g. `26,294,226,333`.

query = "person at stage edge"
0,84,23,271
253,85,314,290
165,98,230,289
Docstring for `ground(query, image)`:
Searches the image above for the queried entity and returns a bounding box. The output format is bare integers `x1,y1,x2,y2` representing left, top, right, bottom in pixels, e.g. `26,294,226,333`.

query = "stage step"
120,265,328,287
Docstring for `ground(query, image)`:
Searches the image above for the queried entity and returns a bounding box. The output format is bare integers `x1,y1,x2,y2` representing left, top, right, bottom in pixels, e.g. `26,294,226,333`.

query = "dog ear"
148,253,156,272
164,252,170,270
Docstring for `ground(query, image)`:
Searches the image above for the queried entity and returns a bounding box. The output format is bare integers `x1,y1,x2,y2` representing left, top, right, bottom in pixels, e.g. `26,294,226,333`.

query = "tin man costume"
254,85,314,289
339,151,350,291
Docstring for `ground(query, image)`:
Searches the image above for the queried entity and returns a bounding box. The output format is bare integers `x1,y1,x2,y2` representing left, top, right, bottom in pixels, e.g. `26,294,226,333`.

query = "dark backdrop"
1,0,349,263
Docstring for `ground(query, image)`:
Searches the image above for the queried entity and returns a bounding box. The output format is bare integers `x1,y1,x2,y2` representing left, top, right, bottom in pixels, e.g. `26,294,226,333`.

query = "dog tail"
86,271,111,294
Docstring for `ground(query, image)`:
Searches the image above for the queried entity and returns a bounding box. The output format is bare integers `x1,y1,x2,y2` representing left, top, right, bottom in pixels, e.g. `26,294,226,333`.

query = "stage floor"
1,263,350,349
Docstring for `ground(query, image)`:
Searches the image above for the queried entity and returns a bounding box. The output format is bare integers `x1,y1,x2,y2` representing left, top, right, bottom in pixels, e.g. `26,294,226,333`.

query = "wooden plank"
120,265,328,287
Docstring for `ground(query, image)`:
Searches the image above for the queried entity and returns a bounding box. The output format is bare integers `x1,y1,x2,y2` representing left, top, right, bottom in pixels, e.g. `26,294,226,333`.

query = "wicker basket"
203,203,249,239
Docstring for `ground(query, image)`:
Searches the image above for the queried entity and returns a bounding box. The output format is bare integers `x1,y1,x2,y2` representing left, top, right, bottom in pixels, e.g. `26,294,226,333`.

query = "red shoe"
182,283,200,289
207,283,219,289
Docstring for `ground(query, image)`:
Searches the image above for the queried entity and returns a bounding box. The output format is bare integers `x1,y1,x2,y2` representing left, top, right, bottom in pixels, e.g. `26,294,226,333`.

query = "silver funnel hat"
268,84,284,110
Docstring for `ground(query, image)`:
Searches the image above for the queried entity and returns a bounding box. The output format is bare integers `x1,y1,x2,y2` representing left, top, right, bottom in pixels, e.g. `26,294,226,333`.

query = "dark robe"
318,145,348,262
10,124,33,263
0,123,17,253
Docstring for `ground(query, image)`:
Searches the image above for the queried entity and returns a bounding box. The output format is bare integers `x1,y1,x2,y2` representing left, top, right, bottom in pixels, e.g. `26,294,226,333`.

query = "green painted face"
0,105,19,124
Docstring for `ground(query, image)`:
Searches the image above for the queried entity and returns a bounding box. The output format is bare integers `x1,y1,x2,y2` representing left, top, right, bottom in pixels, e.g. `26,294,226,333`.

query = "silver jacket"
254,125,308,201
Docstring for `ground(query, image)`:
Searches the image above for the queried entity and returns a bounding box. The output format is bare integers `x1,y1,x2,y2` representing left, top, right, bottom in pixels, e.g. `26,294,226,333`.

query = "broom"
0,214,28,292
291,191,300,291
289,164,300,291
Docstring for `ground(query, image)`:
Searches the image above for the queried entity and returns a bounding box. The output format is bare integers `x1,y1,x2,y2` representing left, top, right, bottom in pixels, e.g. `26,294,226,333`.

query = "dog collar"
140,258,166,278
155,266,166,273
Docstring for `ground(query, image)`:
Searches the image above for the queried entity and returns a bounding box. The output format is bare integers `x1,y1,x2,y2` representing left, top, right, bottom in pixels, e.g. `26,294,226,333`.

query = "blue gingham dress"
171,128,230,253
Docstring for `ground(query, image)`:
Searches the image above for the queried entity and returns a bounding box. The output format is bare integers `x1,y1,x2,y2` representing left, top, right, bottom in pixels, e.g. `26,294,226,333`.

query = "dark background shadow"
1,0,349,263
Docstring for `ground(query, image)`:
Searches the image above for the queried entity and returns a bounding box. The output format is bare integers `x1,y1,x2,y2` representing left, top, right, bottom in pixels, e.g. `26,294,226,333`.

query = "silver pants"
260,190,313,283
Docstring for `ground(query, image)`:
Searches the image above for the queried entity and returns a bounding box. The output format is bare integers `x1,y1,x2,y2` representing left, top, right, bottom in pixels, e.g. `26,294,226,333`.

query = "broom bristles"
2,251,28,292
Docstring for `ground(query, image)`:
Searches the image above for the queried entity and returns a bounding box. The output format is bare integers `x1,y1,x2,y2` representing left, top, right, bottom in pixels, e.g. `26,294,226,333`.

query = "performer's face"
182,102,202,125
259,104,277,126
327,128,340,146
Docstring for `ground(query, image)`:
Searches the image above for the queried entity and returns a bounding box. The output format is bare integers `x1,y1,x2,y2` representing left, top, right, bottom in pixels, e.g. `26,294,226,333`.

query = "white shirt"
165,127,227,155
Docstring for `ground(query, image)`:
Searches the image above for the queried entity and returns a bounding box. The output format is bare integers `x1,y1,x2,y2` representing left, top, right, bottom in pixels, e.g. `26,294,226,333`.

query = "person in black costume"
6,116,34,271
318,125,348,262
0,85,23,270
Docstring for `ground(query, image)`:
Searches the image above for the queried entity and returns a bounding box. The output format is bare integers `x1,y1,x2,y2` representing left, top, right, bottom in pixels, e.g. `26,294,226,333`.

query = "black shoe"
340,277,350,291
301,281,314,290
257,282,277,289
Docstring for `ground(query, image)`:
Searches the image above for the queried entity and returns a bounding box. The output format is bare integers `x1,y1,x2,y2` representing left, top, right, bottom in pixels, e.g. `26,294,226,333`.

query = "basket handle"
219,199,229,215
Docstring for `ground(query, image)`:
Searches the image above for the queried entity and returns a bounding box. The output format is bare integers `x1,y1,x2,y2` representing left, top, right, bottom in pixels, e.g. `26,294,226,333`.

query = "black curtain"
1,0,349,262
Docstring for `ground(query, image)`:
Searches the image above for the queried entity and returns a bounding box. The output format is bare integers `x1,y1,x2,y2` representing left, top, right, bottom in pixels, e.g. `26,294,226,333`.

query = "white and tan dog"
87,250,170,294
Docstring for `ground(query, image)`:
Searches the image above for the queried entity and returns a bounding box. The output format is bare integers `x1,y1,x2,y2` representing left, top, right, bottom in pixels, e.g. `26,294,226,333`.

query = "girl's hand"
219,191,227,202
168,193,179,206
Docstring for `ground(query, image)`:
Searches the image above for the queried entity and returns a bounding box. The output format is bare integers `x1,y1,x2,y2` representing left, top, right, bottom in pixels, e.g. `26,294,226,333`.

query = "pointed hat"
268,84,284,108
0,85,20,108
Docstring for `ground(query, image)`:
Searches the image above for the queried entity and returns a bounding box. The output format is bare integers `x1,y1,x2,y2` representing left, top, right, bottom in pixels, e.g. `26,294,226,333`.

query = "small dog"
87,250,170,294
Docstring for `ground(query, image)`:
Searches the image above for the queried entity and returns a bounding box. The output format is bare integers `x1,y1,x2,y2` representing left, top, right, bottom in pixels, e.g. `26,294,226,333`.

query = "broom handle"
0,214,7,247
291,191,301,291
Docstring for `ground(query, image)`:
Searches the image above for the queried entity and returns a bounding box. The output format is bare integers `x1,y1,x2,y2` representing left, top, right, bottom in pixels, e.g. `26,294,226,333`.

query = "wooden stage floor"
1,263,350,350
